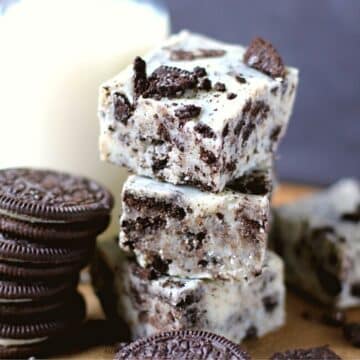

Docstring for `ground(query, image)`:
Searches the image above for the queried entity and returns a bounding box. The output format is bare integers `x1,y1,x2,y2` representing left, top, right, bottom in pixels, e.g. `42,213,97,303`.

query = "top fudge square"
99,31,298,192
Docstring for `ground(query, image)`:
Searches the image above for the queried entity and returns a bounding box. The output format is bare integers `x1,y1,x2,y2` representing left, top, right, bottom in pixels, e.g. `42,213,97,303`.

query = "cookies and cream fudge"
98,31,298,192
119,174,270,279
92,238,285,344
271,179,360,308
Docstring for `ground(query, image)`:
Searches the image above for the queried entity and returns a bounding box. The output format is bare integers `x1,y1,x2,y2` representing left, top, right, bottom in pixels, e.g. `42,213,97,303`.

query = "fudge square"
98,31,298,192
271,179,360,308
92,238,285,344
119,174,271,280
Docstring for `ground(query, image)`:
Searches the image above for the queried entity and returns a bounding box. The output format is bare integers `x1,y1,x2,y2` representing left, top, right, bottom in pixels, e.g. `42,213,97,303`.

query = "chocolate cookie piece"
244,37,286,79
0,292,86,359
0,233,94,265
115,330,250,360
270,345,341,360
0,168,113,222
0,214,110,243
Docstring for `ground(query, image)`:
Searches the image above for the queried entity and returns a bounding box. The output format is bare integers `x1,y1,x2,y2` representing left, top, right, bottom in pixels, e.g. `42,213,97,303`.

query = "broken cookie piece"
119,174,271,280
98,31,298,192
92,237,285,344
271,179,360,308
270,345,341,360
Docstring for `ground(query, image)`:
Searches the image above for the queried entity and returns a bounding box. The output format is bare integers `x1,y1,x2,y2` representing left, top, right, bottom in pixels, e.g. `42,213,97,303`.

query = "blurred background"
0,0,359,190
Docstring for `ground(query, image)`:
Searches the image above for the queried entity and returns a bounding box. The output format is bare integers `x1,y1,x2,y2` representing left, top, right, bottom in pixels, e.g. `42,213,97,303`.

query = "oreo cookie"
115,330,250,360
0,233,93,265
0,292,86,358
0,168,113,222
0,214,110,243
0,277,78,320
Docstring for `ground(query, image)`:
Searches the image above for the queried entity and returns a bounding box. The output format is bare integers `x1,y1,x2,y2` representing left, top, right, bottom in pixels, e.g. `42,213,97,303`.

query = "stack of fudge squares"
93,31,298,343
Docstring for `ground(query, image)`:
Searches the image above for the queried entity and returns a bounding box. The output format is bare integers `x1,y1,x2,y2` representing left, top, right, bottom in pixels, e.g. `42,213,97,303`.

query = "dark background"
166,0,360,185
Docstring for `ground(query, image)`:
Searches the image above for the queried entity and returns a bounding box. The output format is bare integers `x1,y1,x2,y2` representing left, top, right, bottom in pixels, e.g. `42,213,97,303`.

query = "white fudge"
119,174,271,279
98,31,298,192
271,179,360,308
92,238,285,344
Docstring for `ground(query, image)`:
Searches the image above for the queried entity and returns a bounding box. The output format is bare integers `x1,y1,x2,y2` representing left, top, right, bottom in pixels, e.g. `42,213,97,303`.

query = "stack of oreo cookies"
0,168,113,358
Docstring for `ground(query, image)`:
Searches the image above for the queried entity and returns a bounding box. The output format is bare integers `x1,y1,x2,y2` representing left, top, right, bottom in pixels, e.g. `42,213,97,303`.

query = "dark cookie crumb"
214,82,226,92
170,48,226,61
270,126,282,143
133,57,148,98
271,86,279,95
198,259,208,267
194,123,216,139
222,123,229,138
193,66,207,77
270,345,341,360
235,74,247,84
262,295,278,313
244,325,258,340
321,310,346,327
150,255,170,274
157,123,171,142
227,92,237,100
225,161,236,172
244,37,286,78
216,212,224,220
198,77,212,91
344,323,360,347
341,205,360,222
175,105,201,120
152,156,169,173
199,147,217,165
113,93,133,125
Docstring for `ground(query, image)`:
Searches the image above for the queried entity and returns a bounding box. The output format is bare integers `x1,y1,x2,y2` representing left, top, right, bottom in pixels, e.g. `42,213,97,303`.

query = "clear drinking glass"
0,0,170,236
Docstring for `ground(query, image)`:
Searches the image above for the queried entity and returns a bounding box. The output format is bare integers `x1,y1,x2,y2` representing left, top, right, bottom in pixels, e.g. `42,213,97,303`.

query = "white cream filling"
0,298,32,303
0,209,66,224
0,336,48,347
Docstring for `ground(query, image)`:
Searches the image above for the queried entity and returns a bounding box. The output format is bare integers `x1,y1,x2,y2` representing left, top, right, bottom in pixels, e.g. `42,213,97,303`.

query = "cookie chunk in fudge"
271,179,360,308
98,31,298,192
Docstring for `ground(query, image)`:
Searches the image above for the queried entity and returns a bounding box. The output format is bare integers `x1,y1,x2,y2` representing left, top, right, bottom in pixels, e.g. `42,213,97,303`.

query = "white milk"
0,0,169,236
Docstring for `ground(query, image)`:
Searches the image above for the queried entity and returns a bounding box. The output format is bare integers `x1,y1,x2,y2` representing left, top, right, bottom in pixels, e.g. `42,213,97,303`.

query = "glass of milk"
0,0,170,236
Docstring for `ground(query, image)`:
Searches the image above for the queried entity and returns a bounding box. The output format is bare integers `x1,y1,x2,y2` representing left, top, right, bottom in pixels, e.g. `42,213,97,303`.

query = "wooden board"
62,184,360,359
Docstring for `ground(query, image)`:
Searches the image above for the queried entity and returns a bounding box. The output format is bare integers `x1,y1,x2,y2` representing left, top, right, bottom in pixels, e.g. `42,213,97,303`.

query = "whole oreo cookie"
0,168,113,222
0,233,94,265
0,214,110,243
115,330,250,360
0,292,86,358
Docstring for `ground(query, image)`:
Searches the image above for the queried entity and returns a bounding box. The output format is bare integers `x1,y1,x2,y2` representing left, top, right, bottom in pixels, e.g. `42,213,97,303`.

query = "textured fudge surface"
271,179,360,308
99,31,298,192
120,175,270,279
93,238,285,344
